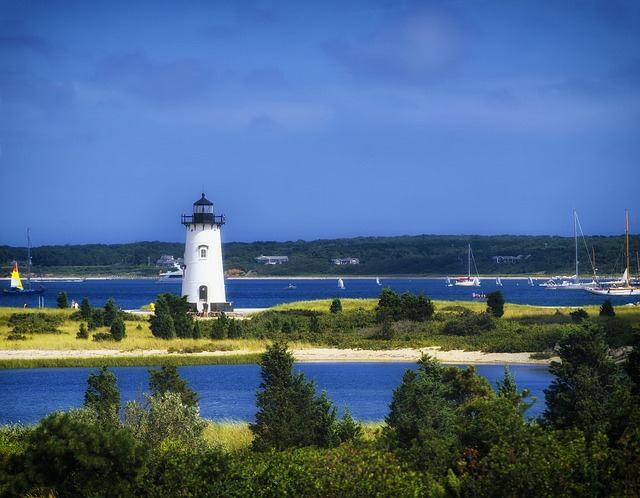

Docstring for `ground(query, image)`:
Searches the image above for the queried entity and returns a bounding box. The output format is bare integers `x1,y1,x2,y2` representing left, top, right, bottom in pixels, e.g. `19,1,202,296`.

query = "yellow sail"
10,263,23,290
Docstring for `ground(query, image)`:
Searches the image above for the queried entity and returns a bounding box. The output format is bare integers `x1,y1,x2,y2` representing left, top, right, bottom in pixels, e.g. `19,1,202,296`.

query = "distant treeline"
0,234,638,277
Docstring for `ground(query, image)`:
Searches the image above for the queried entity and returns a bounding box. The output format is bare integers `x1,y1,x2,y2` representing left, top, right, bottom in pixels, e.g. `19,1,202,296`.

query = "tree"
329,298,342,314
103,297,119,327
600,298,616,317
161,293,195,338
543,321,636,440
56,291,69,309
149,295,176,339
84,366,121,425
375,289,434,323
250,340,339,451
148,365,199,408
110,315,126,342
486,290,505,317
384,355,458,470
76,322,89,339
80,297,92,320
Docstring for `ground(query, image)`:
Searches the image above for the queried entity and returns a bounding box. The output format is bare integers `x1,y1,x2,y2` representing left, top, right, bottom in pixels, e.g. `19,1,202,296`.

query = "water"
2,277,637,310
0,363,553,425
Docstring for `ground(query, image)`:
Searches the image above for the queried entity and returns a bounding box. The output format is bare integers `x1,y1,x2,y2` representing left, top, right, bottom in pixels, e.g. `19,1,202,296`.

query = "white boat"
455,244,481,287
338,278,345,290
445,277,453,287
585,210,640,296
157,265,183,283
548,210,596,290
527,276,534,286
496,277,502,286
376,277,382,286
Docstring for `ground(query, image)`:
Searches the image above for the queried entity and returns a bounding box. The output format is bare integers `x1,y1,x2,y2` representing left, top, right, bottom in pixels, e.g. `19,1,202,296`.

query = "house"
254,255,289,265
156,255,184,267
331,257,360,265
492,255,531,264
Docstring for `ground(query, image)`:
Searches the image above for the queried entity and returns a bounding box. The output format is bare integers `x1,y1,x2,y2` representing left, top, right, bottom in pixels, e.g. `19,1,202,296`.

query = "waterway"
0,363,553,425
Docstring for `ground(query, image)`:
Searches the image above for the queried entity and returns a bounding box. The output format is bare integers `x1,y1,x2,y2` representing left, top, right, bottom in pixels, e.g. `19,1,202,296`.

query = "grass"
202,420,385,452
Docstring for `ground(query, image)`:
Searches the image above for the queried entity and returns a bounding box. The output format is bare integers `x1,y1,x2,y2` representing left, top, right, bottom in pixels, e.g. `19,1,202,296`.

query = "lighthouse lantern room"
181,193,233,313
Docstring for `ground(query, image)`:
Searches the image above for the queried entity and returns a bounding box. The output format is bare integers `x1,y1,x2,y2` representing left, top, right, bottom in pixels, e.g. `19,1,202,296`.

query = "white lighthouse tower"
181,193,232,313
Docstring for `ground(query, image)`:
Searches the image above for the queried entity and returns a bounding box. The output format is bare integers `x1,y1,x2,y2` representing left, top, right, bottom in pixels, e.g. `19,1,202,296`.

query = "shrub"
3,411,146,497
330,298,342,313
56,291,69,309
600,299,616,317
570,308,589,322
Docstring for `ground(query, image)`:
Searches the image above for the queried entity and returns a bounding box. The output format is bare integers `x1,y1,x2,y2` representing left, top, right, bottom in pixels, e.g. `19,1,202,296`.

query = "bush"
600,299,616,317
569,308,589,322
56,291,69,309
110,315,126,341
2,411,146,497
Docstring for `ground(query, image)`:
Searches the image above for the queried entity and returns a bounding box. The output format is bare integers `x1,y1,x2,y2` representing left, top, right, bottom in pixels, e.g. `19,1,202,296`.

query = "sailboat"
338,278,345,290
585,210,640,296
376,277,382,286
496,277,503,286
455,244,481,287
445,277,453,287
549,209,594,290
2,230,45,296
527,276,535,286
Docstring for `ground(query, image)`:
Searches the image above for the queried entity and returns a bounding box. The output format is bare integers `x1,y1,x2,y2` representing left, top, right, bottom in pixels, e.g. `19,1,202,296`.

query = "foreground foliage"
2,325,640,496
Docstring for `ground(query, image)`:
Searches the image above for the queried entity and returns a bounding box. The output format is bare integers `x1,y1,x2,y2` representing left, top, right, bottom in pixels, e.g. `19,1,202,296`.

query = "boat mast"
26,228,32,290
467,244,471,278
573,209,578,282
625,209,630,286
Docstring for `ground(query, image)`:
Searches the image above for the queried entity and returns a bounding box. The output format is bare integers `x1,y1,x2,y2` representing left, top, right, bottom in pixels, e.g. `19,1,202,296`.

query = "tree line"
1,233,638,277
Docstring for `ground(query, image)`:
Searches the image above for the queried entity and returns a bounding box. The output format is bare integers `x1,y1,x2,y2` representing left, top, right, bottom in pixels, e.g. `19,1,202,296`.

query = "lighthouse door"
199,285,208,302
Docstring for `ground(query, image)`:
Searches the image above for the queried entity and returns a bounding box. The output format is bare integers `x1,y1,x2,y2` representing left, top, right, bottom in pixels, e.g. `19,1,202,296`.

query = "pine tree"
250,340,339,451
149,295,176,339
84,366,121,425
110,315,126,342
148,365,199,408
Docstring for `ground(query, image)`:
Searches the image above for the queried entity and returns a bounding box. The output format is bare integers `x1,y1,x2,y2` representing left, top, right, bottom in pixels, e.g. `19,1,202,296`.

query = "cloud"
93,53,213,106
325,5,468,84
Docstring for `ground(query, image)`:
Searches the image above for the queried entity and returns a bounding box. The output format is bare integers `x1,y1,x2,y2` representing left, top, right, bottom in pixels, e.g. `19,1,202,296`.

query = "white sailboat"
585,210,640,296
338,278,345,290
445,277,453,287
376,277,381,286
527,276,534,286
549,209,594,290
455,244,481,287
496,277,502,286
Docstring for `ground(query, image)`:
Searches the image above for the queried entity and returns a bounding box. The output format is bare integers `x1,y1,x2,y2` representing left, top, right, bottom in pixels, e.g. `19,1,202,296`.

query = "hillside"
0,233,636,278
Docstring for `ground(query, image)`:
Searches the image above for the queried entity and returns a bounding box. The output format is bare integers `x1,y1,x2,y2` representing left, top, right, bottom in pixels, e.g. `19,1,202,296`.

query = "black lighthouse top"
181,193,225,226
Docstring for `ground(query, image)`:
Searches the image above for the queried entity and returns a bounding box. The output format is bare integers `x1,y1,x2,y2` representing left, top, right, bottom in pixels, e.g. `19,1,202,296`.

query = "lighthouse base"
188,301,234,315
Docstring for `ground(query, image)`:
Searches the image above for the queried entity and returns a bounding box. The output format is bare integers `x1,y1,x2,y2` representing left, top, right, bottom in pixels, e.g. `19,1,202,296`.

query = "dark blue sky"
2,0,639,247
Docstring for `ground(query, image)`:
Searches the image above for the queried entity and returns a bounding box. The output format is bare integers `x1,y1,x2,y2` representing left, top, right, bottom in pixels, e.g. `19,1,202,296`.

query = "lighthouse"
181,193,232,313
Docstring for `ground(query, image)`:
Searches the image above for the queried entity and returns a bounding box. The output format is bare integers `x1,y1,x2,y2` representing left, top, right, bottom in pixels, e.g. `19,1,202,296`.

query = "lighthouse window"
199,286,208,301
198,245,208,259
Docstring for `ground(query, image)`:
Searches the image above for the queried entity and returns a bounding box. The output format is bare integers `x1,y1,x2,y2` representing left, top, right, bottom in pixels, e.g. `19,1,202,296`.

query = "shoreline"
0,347,554,365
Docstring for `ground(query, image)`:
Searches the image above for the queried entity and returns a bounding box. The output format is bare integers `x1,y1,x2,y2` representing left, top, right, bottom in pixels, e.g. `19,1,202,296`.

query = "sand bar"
0,347,553,365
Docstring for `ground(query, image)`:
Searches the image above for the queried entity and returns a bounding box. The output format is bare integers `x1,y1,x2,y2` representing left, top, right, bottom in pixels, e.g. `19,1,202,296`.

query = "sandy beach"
0,347,553,365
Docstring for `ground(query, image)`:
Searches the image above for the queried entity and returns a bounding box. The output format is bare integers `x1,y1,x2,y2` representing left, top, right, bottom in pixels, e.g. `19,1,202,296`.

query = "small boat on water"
496,277,503,286
585,210,640,296
286,283,297,290
156,265,183,283
455,244,481,287
338,278,345,290
2,230,45,296
376,277,382,286
445,277,453,287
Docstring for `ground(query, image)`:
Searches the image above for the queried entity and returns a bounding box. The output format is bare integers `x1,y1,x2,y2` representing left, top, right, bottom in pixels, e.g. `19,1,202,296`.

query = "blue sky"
2,0,639,247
